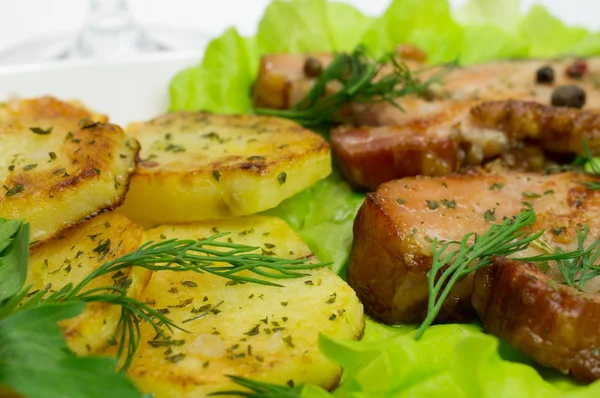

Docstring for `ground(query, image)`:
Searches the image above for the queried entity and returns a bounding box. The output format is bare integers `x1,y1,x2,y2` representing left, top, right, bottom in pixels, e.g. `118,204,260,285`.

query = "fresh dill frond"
523,225,600,290
22,232,328,370
578,140,600,190
209,375,303,397
414,207,587,340
254,45,445,128
68,232,325,298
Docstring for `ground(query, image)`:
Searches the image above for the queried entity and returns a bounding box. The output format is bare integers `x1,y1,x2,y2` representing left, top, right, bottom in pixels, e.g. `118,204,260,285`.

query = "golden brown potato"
119,112,330,225
347,171,600,324
26,212,150,355
125,215,364,397
0,97,138,243
0,96,107,124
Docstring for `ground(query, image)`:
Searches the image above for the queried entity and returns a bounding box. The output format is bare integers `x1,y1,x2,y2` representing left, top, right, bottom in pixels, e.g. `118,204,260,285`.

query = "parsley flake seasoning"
165,353,186,364
522,191,541,199
277,172,287,185
244,325,261,336
484,208,496,222
30,126,52,135
440,199,456,209
93,239,111,260
426,200,440,210
490,182,505,191
212,170,221,182
5,184,24,197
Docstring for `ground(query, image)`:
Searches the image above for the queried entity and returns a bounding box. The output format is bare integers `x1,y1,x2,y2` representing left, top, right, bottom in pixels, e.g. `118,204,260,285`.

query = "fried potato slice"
119,112,330,225
0,97,139,242
126,215,364,397
26,212,151,355
0,96,107,124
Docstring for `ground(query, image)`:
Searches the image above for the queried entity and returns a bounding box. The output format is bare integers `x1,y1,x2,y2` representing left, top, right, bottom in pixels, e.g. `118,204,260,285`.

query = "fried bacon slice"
473,257,600,383
254,49,600,190
332,100,600,190
346,171,600,324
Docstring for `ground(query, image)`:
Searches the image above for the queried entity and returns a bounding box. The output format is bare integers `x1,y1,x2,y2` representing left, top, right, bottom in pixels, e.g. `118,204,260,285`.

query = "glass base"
0,26,210,66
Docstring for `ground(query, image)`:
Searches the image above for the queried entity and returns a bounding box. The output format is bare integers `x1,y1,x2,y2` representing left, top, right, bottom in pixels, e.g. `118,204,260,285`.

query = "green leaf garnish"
0,219,29,302
0,300,142,398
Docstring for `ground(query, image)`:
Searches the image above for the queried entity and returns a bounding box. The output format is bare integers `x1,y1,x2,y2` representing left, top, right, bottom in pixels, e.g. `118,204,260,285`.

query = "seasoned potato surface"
119,112,330,225
127,215,364,397
0,97,138,242
26,212,150,355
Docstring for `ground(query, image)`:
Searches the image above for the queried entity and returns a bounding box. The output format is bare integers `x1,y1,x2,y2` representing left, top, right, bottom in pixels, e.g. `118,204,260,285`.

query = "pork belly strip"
346,171,600,324
330,107,465,191
471,100,600,154
252,53,600,126
332,100,600,190
473,257,600,383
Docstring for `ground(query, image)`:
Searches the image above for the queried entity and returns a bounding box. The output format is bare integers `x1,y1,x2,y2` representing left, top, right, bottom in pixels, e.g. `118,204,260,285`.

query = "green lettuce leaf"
456,0,521,33
170,28,256,113
519,5,589,58
256,0,335,54
315,322,600,398
326,3,374,52
362,0,463,63
169,0,600,396
265,169,364,273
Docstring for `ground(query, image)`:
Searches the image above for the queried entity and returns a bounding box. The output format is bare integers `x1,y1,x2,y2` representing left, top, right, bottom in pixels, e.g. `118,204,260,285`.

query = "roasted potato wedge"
119,112,330,225
126,215,364,397
26,212,151,355
0,97,139,242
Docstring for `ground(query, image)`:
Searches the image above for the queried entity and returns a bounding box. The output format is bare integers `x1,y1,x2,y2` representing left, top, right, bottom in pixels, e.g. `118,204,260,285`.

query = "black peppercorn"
551,85,586,109
303,57,322,78
536,66,554,84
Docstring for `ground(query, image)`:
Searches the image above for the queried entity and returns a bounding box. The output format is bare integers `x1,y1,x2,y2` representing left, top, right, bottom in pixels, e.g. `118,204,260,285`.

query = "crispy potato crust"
27,212,150,355
119,112,330,224
0,97,139,242
125,215,364,397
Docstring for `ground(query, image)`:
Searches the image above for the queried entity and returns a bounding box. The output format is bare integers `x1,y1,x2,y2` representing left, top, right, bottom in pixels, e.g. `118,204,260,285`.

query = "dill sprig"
414,207,586,340
68,232,323,298
254,46,440,128
526,225,600,290
578,140,600,190
209,375,303,397
23,232,328,370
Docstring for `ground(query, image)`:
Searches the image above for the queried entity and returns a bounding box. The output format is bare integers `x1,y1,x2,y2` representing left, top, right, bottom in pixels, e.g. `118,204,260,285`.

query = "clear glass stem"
72,0,162,58
87,0,134,31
